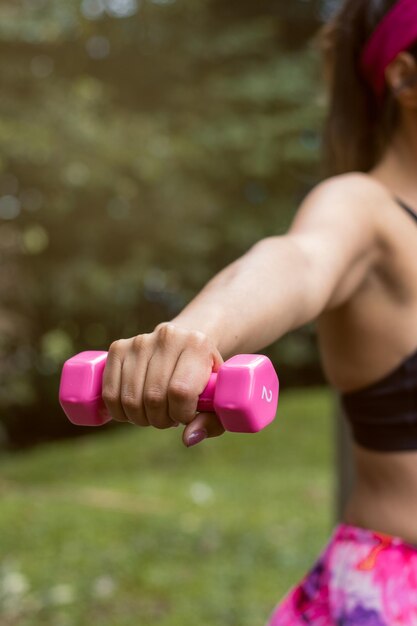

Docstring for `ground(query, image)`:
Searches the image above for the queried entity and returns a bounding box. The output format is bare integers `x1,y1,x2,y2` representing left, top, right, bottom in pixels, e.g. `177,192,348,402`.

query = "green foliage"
0,387,333,624
0,0,325,445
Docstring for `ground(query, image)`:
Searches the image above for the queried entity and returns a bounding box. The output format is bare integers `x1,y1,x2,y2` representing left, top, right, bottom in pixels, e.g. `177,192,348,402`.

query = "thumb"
183,412,225,447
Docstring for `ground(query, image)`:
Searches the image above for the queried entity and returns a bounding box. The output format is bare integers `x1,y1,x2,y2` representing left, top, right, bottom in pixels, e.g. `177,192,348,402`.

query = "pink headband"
360,0,417,100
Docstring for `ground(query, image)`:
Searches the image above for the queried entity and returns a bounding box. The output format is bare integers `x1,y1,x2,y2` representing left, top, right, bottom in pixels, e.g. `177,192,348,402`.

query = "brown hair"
321,0,417,175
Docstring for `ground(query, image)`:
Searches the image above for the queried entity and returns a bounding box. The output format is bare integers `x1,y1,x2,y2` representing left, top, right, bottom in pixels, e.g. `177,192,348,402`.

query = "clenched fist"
102,323,225,446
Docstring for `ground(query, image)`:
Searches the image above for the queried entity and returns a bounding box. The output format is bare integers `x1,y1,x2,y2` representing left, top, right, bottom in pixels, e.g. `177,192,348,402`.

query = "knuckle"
168,380,192,402
132,334,147,352
108,340,125,360
121,388,141,412
144,387,165,409
121,396,139,413
102,387,119,406
188,330,209,348
156,323,176,344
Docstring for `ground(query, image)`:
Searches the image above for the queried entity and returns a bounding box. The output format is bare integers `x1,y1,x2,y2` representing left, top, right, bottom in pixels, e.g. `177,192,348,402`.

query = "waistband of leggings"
332,522,417,551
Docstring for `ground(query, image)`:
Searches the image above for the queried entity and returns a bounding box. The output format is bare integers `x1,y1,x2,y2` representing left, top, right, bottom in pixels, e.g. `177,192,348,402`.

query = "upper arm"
287,173,386,311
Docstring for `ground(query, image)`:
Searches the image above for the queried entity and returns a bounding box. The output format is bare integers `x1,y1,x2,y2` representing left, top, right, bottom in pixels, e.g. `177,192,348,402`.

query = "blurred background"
0,1,337,624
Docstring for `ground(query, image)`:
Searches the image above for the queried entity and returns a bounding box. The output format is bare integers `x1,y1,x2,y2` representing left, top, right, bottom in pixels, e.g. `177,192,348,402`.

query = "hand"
102,323,225,446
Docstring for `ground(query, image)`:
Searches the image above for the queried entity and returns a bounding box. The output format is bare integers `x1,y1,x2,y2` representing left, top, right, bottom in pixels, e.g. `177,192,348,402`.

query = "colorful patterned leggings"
267,523,417,625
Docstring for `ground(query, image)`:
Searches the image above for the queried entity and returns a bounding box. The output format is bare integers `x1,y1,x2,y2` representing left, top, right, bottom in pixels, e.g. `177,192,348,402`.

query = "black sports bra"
341,199,417,452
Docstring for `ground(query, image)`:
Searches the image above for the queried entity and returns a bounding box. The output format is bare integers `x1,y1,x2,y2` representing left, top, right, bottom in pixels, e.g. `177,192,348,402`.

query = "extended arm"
102,174,386,443
172,175,384,357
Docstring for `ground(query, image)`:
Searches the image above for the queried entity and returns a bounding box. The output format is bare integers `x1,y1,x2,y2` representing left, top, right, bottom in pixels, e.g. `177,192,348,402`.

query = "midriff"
343,444,417,545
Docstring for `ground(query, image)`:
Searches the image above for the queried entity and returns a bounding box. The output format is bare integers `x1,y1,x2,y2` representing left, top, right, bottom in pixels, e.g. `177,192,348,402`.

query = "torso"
344,445,417,544
317,171,417,544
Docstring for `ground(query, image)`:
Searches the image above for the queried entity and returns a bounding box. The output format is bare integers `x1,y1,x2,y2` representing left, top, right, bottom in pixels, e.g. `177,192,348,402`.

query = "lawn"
0,388,334,626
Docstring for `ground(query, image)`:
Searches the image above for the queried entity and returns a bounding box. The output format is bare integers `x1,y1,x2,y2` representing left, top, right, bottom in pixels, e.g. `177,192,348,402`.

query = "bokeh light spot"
41,329,74,364
0,196,21,220
22,225,49,255
86,35,111,59
106,196,131,220
63,162,91,187
48,584,75,607
92,575,117,599
106,0,140,18
189,482,214,505
81,0,106,20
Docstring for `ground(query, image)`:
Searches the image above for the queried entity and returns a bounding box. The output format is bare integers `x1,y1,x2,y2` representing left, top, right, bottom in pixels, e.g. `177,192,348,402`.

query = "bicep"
287,177,383,310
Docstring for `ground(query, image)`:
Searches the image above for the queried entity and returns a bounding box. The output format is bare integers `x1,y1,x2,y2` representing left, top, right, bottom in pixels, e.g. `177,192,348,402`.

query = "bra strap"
396,197,417,222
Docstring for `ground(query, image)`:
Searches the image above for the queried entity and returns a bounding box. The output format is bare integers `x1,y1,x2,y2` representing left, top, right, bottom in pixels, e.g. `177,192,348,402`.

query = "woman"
102,0,417,623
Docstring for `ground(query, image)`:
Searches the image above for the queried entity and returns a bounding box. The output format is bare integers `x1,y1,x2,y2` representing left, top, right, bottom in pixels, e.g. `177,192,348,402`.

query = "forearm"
170,236,323,358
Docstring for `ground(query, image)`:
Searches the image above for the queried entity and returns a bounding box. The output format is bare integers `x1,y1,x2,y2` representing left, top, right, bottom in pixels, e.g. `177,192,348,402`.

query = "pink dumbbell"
59,351,279,433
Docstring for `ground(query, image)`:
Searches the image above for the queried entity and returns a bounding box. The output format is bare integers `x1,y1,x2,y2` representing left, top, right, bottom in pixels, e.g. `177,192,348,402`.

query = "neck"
392,112,417,166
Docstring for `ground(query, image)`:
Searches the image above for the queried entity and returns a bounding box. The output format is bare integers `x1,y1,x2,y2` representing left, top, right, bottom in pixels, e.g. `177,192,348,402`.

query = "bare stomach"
343,444,417,545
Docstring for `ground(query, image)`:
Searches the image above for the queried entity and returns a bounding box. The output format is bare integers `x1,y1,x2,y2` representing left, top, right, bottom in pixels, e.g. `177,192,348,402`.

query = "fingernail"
186,429,207,447
172,421,180,428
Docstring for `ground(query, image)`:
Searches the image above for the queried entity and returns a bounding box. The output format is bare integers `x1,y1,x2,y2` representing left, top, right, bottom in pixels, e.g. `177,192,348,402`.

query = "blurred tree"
0,0,327,447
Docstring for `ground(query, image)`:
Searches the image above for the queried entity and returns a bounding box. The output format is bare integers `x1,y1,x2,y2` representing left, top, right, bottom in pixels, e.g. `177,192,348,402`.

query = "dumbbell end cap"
59,351,110,426
214,354,279,433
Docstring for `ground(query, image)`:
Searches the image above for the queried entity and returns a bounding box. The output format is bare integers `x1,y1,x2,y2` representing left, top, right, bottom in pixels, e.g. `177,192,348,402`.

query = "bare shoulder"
292,172,395,234
306,173,391,212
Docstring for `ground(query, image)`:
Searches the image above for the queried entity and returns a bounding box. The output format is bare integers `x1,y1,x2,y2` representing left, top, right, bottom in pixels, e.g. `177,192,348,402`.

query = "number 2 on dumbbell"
261,386,274,403
59,352,279,434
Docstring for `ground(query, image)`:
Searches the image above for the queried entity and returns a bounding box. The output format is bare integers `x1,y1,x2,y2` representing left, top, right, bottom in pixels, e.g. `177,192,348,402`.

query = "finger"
142,346,182,430
183,413,225,447
167,347,215,426
120,335,152,426
102,339,130,422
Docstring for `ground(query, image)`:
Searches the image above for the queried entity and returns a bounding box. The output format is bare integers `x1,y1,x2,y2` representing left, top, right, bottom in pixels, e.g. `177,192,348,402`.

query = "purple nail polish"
186,429,207,447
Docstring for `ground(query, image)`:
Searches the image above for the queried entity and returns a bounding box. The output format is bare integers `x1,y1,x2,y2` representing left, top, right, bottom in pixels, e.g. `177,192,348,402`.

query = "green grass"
0,388,334,626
